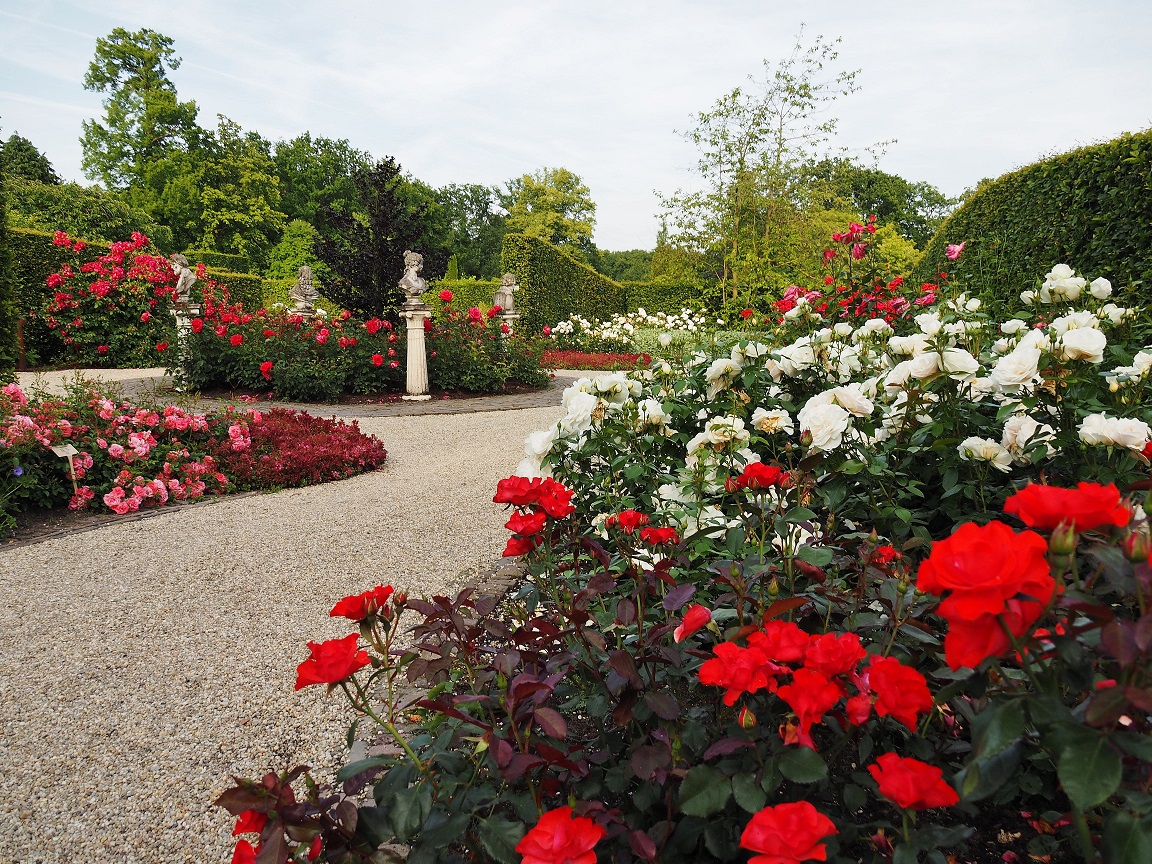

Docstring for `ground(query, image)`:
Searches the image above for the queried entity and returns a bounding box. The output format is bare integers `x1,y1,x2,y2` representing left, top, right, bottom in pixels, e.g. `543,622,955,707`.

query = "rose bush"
219,259,1152,863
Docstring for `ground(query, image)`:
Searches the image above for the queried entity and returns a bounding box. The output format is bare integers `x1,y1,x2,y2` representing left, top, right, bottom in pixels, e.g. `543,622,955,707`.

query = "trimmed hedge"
912,129,1152,297
0,176,17,376
185,248,252,273
621,281,703,315
7,227,110,317
423,279,500,311
500,234,627,333
206,269,263,311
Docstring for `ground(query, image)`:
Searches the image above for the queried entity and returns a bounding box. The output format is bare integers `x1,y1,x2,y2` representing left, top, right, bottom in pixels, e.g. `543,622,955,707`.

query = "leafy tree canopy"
434,182,506,278
4,177,172,248
1,133,59,184
596,249,653,282
273,132,371,227
501,166,596,259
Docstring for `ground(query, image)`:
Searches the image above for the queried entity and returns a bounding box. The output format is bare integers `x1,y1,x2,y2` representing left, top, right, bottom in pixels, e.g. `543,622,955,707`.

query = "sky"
1,0,1150,251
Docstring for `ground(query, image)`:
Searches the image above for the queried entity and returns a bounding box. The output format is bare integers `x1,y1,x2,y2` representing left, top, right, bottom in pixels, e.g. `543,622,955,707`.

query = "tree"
0,156,18,377
501,167,596,258
80,28,204,192
658,31,862,296
434,183,506,278
273,133,371,227
264,219,331,281
0,133,59,184
4,177,172,248
196,116,285,265
596,250,653,281
315,157,450,318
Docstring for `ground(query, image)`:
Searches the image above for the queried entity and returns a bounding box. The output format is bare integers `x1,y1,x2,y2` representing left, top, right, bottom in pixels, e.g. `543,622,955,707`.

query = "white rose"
1099,304,1129,325
830,385,874,418
914,312,942,336
1001,415,1055,464
833,323,854,337
703,415,749,447
888,334,930,357
992,338,1011,354
1134,350,1152,374
957,436,1013,472
883,359,914,392
1020,290,1037,305
941,348,980,381
1090,277,1113,299
909,352,941,380
1001,319,1028,335
1059,327,1107,363
801,402,851,452
1050,310,1098,336
990,347,1042,391
751,407,794,435
561,391,599,437
1078,413,1152,452
1017,328,1051,351
705,357,743,398
594,372,631,405
637,398,668,427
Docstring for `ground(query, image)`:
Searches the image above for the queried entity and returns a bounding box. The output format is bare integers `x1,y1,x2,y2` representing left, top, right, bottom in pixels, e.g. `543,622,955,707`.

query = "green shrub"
0,173,16,377
185,248,252,273
422,279,499,312
500,233,627,333
621,280,702,314
206,268,263,311
262,277,340,317
912,129,1152,307
5,178,172,249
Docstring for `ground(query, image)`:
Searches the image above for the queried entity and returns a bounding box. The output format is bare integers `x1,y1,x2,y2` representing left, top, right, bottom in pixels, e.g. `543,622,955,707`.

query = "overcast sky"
1,0,1150,250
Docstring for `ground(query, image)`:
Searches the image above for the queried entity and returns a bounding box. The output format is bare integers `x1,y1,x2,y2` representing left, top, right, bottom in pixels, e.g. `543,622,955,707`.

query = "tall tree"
596,250,653,281
273,133,371,227
196,116,285,264
315,157,450,318
0,153,18,377
658,31,861,295
0,133,59,184
80,28,204,191
501,167,596,259
434,183,506,278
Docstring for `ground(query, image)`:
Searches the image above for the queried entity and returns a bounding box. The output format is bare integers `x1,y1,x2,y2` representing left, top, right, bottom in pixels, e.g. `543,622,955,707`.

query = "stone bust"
493,273,517,313
290,265,320,311
170,253,197,307
398,250,427,304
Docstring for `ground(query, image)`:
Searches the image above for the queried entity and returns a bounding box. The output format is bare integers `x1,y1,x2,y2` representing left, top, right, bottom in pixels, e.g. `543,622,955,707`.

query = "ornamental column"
401,300,432,401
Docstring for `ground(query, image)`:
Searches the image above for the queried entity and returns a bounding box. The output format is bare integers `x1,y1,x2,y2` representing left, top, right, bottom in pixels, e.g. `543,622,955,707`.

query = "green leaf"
1103,811,1152,864
679,765,732,817
1047,724,1123,810
336,755,394,782
779,747,827,783
477,815,525,864
389,781,433,843
796,545,834,567
973,698,1025,759
957,742,1022,802
732,772,767,813
356,806,394,848
785,507,818,524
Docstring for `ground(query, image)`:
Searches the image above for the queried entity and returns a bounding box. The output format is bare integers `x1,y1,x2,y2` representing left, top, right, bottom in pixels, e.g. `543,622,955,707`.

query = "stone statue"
170,254,197,307
290,265,320,312
398,250,427,305
493,273,517,313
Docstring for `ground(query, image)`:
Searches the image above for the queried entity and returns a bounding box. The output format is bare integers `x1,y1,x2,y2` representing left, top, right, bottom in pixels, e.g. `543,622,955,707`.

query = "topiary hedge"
500,233,627,333
620,280,703,315
0,175,17,377
7,227,110,317
911,129,1152,298
184,248,251,273
206,269,263,311
423,279,500,311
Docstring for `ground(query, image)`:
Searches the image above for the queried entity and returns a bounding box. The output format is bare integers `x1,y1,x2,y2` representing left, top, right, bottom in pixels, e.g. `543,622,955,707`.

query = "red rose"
502,534,540,557
674,604,711,642
191,318,204,333
640,525,679,546
1004,482,1130,533
515,806,605,864
740,801,838,864
734,462,791,491
868,753,959,810
803,632,866,678
748,620,810,664
916,521,1055,670
864,655,933,730
438,289,454,303
230,334,244,347
294,633,371,690
699,640,776,706
740,308,754,318
140,311,151,323
506,510,548,536
231,840,256,864
372,353,384,366
263,328,275,339
155,342,169,352
493,476,574,518
487,305,500,319
330,585,395,621
777,668,842,749
340,309,351,320
96,345,109,355
366,317,383,334
260,361,274,381
606,509,649,533
231,809,267,836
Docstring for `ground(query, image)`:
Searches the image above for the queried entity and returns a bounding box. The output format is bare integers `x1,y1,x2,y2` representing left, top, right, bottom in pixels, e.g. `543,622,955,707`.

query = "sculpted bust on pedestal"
398,250,427,306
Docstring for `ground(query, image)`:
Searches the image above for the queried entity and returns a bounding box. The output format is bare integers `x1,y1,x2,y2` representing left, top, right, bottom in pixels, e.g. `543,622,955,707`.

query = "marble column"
401,303,432,400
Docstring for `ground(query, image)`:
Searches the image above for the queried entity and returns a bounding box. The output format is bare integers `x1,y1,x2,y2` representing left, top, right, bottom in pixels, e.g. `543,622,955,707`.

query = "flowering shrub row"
0,382,386,532
220,255,1152,863
541,350,652,371
178,288,549,401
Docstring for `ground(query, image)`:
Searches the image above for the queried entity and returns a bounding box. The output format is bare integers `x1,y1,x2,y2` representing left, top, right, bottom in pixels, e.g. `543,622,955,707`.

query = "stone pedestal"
498,310,520,335
171,302,202,391
401,303,432,401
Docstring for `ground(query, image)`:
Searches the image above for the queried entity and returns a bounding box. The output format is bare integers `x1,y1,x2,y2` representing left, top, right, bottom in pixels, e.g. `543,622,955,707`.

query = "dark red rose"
868,753,959,810
294,633,370,690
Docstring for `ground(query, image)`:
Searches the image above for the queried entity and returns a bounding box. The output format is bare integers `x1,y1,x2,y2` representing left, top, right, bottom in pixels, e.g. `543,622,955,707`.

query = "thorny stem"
343,678,427,773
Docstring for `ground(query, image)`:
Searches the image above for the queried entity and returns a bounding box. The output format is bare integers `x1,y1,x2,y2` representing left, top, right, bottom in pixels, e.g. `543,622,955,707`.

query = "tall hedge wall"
423,279,501,311
912,129,1152,294
0,175,18,377
185,248,252,274
500,234,627,332
620,281,703,315
205,269,263,310
7,227,110,317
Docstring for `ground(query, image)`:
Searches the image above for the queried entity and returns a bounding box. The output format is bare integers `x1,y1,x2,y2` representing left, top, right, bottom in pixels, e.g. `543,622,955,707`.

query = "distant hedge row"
620,280,702,315
183,248,251,274
912,129,1152,296
423,279,501,312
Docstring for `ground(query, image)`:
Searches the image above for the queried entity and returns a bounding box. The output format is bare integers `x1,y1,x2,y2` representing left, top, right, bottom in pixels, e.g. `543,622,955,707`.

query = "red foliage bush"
542,350,652,370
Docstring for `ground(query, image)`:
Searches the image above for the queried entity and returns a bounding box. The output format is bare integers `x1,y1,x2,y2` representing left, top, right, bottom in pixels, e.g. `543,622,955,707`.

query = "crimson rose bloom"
503,534,541,557
777,668,843,749
494,476,574,518
916,520,1055,669
330,585,395,621
294,633,371,690
260,361,274,381
438,289,454,303
868,753,959,810
864,655,933,730
735,462,791,491
740,801,838,864
640,525,679,545
515,806,605,864
674,603,712,642
607,509,649,533
748,620,810,664
506,510,548,536
803,632,866,678
699,641,775,705
372,353,384,366
230,333,244,347
191,318,204,333
1004,482,1130,533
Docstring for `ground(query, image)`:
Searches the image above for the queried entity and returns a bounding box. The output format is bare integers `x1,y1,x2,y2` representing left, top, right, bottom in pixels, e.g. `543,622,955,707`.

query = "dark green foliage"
598,249,653,282
0,167,18,377
911,130,1152,301
185,248,250,273
5,178,172,248
1,133,60,184
206,269,263,310
434,183,507,278
621,281,702,314
315,157,450,319
500,233,627,333
422,280,500,311
272,132,370,227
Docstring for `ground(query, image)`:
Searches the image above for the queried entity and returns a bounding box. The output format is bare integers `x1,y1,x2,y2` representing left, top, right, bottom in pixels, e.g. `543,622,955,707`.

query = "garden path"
0,392,565,864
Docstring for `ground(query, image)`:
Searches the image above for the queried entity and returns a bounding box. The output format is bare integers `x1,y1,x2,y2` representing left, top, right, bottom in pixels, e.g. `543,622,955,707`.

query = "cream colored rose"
1090,277,1113,299
914,312,942,336
1001,415,1055,464
1078,413,1151,452
990,347,1041,391
909,352,941,380
1059,327,1107,363
751,407,794,435
941,347,980,381
801,402,852,452
560,391,600,437
957,436,1013,472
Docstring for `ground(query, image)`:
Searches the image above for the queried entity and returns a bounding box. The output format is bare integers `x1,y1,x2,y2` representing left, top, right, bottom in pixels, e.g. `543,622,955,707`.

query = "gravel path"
0,404,562,864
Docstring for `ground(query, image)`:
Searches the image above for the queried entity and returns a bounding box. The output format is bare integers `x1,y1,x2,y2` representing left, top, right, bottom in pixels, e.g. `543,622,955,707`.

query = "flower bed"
219,260,1152,863
178,288,550,402
542,350,653,371
0,382,387,532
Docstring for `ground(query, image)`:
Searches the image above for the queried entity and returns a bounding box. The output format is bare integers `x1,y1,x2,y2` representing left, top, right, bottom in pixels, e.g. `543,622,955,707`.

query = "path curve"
0,398,564,863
